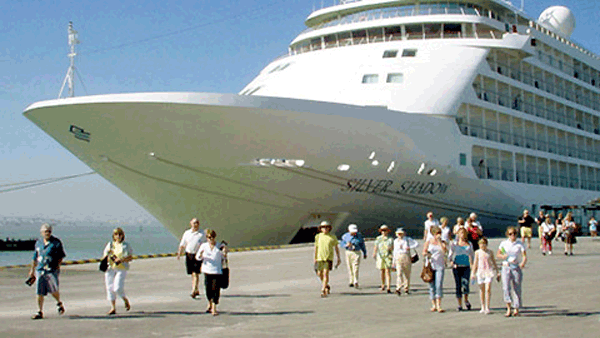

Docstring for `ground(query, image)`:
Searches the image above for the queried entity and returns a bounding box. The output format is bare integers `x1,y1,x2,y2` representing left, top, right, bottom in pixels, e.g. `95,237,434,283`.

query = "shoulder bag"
99,242,111,272
420,257,434,283
407,238,419,264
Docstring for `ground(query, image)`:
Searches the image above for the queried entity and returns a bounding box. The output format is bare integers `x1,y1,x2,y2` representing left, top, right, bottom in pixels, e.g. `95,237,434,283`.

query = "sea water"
0,221,178,267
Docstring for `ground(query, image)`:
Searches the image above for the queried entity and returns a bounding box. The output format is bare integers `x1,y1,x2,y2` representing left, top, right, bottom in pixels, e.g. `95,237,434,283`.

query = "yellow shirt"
315,233,339,261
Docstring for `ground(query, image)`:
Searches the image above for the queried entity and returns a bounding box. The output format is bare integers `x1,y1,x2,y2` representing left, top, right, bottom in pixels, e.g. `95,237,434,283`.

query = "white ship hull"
25,92,541,245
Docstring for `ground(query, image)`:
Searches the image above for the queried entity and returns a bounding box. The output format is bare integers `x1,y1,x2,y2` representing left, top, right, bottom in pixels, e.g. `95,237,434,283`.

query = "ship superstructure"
24,1,600,245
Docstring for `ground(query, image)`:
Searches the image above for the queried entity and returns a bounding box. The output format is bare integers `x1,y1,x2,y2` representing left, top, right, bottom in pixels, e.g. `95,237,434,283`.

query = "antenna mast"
58,22,80,98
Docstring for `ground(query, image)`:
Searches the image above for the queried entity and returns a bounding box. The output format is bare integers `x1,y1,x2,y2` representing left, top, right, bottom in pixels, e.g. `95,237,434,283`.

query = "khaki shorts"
520,227,532,238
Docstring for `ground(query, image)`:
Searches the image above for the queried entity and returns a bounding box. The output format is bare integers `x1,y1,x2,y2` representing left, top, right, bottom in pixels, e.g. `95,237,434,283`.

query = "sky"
1,0,599,223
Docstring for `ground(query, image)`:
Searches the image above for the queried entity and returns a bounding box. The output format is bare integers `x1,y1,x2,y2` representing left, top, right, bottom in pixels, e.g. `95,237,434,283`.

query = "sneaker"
465,301,472,310
542,252,546,256
56,302,65,315
457,306,463,312
479,308,485,314
349,283,354,288
31,312,43,320
548,251,552,255
564,252,568,256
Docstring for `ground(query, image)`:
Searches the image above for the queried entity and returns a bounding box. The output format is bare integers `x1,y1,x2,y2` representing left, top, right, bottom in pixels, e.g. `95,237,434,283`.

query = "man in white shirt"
177,218,206,298
423,211,440,241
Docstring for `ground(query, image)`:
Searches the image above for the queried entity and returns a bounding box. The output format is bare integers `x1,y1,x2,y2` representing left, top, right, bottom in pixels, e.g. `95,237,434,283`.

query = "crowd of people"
27,218,228,319
311,209,589,315
25,209,592,319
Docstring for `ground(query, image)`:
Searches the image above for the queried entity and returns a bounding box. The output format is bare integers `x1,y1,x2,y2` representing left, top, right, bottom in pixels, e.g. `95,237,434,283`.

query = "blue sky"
1,0,598,222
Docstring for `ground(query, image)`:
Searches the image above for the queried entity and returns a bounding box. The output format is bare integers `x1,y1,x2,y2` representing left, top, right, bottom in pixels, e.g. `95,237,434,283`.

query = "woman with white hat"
373,225,394,293
393,227,418,295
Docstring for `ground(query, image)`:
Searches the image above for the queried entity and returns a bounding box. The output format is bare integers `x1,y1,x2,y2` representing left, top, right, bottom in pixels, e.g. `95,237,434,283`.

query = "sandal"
57,302,65,315
505,310,512,317
31,311,43,320
320,291,327,298
437,308,445,313
430,307,437,312
512,310,520,317
107,309,116,315
325,285,331,295
124,299,131,312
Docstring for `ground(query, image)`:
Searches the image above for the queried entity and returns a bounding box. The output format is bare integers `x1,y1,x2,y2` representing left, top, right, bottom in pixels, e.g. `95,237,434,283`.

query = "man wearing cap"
28,223,66,320
393,228,418,295
314,221,341,297
340,224,367,288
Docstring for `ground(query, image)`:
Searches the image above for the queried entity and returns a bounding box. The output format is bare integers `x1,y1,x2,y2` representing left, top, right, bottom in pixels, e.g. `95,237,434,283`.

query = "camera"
25,276,36,286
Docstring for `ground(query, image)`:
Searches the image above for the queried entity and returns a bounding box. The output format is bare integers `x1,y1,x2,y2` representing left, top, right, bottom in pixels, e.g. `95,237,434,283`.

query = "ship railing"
486,59,600,113
303,2,484,34
529,20,599,61
476,87,593,135
457,122,600,163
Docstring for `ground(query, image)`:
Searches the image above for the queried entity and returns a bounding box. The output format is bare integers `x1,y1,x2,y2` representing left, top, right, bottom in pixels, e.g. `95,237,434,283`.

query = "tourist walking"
439,217,451,243
177,218,206,298
423,225,447,312
340,224,367,288
497,226,527,317
393,228,418,295
196,229,226,315
28,223,66,320
535,211,546,250
471,237,499,314
448,228,473,311
373,225,394,293
540,216,556,255
590,216,598,238
452,217,467,236
562,213,577,256
423,212,440,241
314,221,341,297
102,227,133,315
466,216,483,251
518,209,535,249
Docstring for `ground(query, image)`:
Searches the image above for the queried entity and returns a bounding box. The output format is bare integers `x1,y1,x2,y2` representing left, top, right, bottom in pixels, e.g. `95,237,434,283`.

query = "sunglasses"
508,232,517,235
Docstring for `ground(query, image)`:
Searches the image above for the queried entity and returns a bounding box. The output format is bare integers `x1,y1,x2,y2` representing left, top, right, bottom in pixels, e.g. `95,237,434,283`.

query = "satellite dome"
537,6,575,38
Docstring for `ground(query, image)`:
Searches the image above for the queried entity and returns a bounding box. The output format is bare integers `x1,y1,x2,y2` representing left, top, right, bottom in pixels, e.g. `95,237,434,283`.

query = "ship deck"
1,237,599,337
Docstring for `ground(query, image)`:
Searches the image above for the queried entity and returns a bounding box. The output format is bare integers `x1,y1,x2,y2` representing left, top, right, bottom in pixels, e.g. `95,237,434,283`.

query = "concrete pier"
1,237,599,337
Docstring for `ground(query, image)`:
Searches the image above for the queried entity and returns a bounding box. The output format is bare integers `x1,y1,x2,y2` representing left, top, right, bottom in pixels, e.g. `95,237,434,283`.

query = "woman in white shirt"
393,228,418,295
102,228,133,315
195,229,226,316
541,216,556,255
423,226,447,312
497,226,527,317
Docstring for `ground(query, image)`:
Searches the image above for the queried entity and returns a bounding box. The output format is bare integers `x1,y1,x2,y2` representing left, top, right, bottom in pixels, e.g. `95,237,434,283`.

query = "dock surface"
1,237,599,337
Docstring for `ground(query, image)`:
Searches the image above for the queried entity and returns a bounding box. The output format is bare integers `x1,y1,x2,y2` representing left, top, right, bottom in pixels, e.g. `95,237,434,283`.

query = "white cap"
395,227,405,234
348,224,358,233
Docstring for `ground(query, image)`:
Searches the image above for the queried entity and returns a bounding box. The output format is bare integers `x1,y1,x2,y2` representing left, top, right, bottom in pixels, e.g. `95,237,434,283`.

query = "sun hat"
319,221,332,228
395,227,405,234
379,224,390,232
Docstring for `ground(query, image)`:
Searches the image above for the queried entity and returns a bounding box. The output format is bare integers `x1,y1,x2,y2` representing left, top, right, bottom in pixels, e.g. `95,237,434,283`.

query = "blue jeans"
452,266,470,298
429,269,444,300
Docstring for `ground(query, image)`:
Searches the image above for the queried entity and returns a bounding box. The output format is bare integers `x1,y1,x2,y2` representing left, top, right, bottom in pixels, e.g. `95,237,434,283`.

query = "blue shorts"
36,271,59,296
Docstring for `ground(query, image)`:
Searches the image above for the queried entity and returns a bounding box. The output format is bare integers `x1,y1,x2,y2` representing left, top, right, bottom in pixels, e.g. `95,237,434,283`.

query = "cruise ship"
24,0,600,245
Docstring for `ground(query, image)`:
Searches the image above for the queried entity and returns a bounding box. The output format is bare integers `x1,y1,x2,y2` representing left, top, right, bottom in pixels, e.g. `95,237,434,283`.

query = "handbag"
407,238,419,264
420,258,434,283
220,268,230,289
99,256,109,272
99,241,112,272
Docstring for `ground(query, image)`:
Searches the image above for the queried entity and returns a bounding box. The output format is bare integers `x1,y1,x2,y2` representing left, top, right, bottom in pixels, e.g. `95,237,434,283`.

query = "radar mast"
58,22,80,98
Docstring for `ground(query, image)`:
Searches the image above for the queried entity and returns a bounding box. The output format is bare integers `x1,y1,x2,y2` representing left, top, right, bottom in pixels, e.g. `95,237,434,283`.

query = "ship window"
383,50,398,58
362,74,379,84
386,73,403,83
460,153,467,166
402,49,417,57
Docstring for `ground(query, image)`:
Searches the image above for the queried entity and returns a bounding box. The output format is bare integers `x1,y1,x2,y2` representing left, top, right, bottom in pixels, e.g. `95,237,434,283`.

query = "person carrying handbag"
393,228,418,295
423,226,447,313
